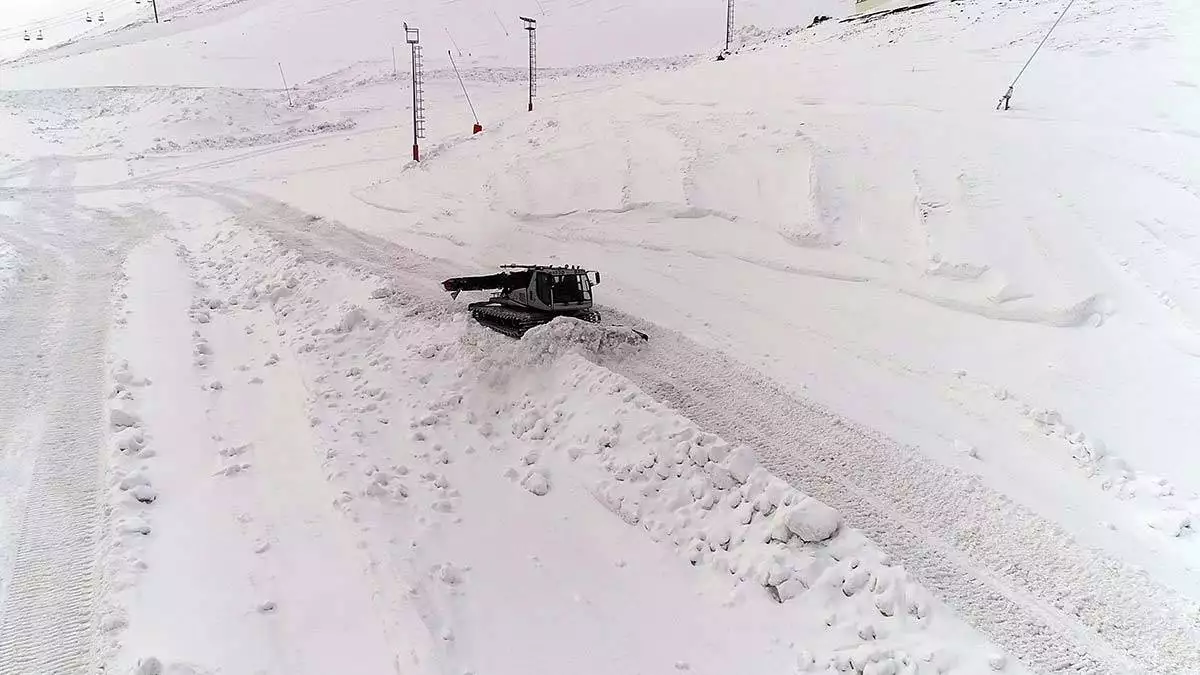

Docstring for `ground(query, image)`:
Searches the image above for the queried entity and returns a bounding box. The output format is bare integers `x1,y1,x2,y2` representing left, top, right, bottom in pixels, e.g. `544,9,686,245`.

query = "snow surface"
0,237,17,298
94,224,1014,674
2,0,1200,672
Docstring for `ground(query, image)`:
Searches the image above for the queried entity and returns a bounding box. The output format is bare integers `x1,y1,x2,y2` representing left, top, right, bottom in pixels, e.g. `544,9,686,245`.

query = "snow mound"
336,305,368,332
113,427,146,454
110,407,141,429
489,316,647,367
134,657,163,675
783,498,841,543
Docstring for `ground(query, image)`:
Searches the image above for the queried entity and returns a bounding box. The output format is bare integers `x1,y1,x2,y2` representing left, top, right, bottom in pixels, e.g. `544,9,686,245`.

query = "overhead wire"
0,0,154,40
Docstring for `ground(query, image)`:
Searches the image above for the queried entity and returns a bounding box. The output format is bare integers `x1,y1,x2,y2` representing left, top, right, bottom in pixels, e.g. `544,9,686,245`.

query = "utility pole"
151,0,160,24
521,17,537,112
405,23,426,161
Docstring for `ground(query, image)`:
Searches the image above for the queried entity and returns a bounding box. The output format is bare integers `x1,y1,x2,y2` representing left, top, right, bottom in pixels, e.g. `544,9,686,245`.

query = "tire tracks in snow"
0,223,67,609
612,331,1200,674
0,158,146,674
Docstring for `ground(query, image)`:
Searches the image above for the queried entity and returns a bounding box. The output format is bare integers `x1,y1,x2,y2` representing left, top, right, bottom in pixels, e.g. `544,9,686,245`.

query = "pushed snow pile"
590,418,842,602
477,316,647,369
0,87,351,156
147,119,357,154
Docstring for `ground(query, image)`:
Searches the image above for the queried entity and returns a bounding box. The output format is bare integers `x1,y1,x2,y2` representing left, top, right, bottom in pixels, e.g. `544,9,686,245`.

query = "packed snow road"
0,157,150,673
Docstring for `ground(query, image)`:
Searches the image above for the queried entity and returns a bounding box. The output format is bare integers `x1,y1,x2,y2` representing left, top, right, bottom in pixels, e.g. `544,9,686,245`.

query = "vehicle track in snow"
612,328,1200,674
176,184,1200,673
0,158,146,674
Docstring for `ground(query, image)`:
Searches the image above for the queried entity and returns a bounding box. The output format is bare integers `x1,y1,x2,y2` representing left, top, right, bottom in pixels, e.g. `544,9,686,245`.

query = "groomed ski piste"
1,0,1199,673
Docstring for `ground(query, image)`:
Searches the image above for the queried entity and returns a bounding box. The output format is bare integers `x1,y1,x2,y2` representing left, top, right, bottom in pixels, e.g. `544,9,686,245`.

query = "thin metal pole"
151,0,159,23
448,50,479,124
1003,0,1080,91
278,62,293,107
392,46,397,77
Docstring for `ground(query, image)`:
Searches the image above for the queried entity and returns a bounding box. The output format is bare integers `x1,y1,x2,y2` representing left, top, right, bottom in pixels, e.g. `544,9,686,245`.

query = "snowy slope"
1,0,844,88
191,0,1200,584
2,0,1200,673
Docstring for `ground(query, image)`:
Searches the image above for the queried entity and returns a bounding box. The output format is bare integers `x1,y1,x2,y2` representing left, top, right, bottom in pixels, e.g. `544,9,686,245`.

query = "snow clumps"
521,468,552,496
782,497,841,543
110,407,141,430
590,422,842,603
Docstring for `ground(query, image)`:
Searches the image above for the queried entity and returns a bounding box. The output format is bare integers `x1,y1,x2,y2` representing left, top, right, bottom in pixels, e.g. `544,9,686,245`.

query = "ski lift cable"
0,7,121,38
0,0,147,38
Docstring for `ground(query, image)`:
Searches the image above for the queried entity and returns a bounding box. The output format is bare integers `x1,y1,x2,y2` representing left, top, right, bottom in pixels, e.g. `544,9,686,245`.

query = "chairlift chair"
99,12,105,22
24,30,31,41
36,30,43,40
86,13,93,22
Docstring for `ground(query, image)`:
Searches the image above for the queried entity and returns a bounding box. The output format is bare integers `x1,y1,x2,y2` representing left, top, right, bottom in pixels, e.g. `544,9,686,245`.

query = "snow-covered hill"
2,0,1200,673
1,0,844,86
